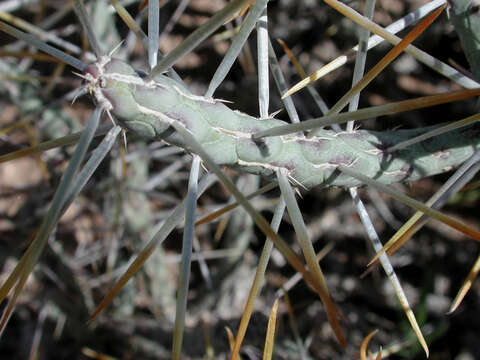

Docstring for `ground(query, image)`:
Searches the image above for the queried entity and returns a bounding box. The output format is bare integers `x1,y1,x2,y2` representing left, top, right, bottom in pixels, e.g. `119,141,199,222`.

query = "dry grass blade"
0,10,84,58
109,0,148,46
346,0,375,131
324,0,478,88
449,254,480,313
167,114,347,344
350,189,428,357
225,327,243,360
338,165,480,244
369,214,425,267
108,0,182,82
195,182,277,226
0,107,102,334
267,37,303,123
172,156,200,360
0,124,112,163
262,298,279,360
73,0,104,57
89,173,215,320
237,0,256,18
275,243,335,298
277,38,330,116
386,113,480,152
0,51,62,62
147,0,159,69
206,0,267,97
284,1,456,97
149,0,252,77
229,199,285,360
282,289,308,358
277,39,307,79
310,4,445,136
277,170,345,345
368,149,480,266
0,270,30,337
360,329,379,360
283,55,349,99
0,20,86,71
253,87,480,138
81,347,117,360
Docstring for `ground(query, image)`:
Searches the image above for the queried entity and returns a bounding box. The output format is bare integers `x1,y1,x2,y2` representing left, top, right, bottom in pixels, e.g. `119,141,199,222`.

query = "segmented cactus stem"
84,57,480,189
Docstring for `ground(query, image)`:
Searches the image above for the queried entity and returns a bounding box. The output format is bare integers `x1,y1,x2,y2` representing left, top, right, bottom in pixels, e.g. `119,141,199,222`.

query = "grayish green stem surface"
89,58,480,189
449,0,480,81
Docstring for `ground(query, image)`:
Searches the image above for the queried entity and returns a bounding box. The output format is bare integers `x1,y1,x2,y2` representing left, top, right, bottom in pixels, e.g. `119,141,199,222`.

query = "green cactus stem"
448,0,480,82
84,57,480,189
